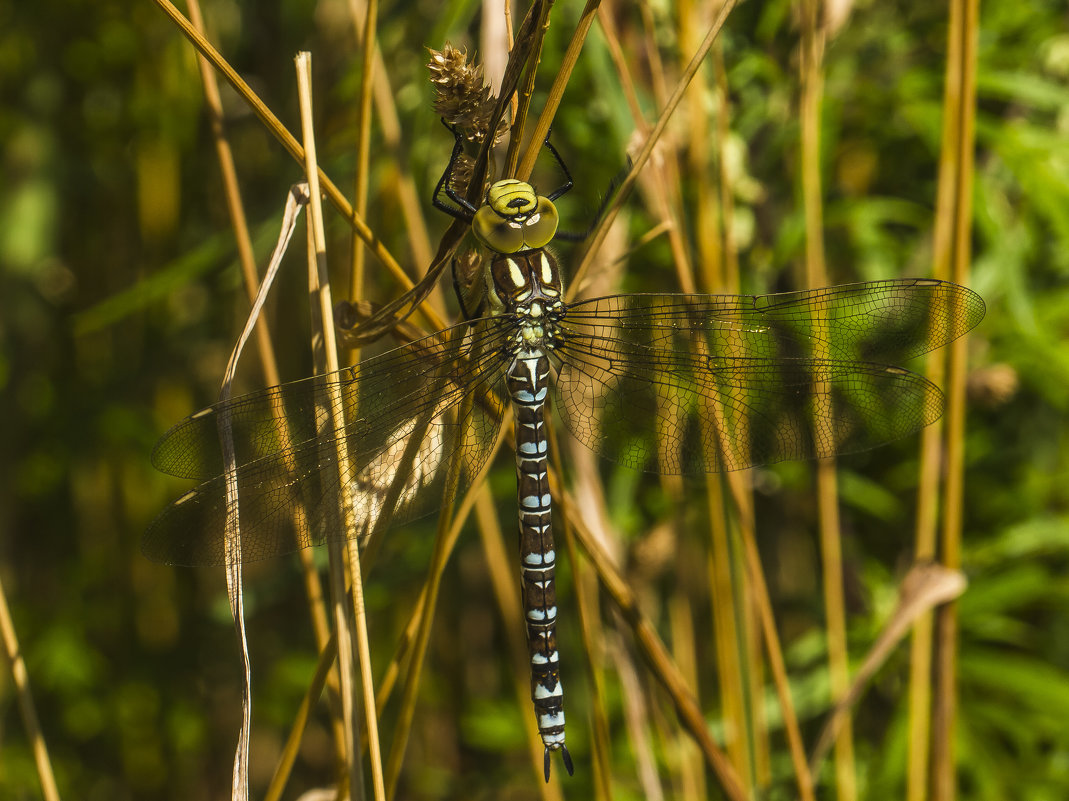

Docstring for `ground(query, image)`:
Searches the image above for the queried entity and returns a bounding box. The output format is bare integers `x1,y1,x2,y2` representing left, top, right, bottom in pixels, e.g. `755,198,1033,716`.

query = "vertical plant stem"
908,4,958,798
723,470,816,801
186,0,280,388
349,0,378,304
296,52,387,801
151,0,412,291
563,534,613,801
562,489,749,801
707,479,751,785
670,595,706,801
798,1,855,796
264,632,339,801
348,0,434,274
933,1,979,798
185,3,348,778
909,0,978,798
518,0,603,181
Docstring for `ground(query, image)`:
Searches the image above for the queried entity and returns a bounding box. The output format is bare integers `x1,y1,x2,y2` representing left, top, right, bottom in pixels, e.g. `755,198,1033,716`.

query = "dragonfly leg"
542,129,574,202
432,118,480,221
555,154,633,243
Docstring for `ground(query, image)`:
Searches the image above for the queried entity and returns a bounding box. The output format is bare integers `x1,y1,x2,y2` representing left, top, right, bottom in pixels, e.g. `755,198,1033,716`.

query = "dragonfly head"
473,178,559,254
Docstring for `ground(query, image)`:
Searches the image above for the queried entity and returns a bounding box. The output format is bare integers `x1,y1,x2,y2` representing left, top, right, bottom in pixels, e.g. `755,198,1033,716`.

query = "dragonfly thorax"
487,249,565,313
485,249,565,355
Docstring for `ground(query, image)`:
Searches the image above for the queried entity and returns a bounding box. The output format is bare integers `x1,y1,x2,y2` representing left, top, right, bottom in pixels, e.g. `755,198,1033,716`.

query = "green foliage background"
1,1,1068,799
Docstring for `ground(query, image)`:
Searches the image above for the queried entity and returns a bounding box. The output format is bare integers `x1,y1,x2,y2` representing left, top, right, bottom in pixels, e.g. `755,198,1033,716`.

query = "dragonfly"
144,124,986,781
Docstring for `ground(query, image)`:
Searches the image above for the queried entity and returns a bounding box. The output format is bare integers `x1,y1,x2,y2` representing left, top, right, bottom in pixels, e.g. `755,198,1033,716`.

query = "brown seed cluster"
427,44,511,198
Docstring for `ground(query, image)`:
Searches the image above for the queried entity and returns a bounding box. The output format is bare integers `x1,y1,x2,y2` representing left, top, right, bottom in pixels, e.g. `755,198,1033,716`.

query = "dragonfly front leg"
506,352,574,781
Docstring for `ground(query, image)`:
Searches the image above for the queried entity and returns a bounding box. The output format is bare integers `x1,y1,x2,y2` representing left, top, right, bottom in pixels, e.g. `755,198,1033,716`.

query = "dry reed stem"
296,51,386,801
705,480,750,782
907,0,960,791
348,0,378,312
669,596,706,801
184,2,348,780
264,630,338,801
559,488,748,801
808,563,967,778
720,468,815,801
595,4,645,126
349,0,378,304
382,397,508,797
907,1,979,799
933,1,980,798
505,0,556,178
703,32,758,790
517,0,603,181
798,0,856,797
151,0,427,318
185,0,280,388
682,0,722,294
347,0,435,282
561,525,614,801
570,0,737,297
0,571,60,801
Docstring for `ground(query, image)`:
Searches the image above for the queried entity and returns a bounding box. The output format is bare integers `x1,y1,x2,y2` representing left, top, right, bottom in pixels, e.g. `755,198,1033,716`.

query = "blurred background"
1,1,1068,799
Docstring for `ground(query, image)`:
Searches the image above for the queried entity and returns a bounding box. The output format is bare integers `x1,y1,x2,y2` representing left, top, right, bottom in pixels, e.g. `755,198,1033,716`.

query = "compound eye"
521,197,559,249
473,205,525,253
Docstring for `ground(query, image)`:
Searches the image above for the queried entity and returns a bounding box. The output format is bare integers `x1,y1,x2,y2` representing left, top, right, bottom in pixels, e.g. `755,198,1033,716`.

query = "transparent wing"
144,317,514,566
560,279,985,365
553,279,985,474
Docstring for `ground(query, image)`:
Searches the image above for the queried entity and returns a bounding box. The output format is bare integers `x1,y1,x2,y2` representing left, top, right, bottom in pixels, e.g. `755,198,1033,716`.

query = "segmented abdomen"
506,352,566,757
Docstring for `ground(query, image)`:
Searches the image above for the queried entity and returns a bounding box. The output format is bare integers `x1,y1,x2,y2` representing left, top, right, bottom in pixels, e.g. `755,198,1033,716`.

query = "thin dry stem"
570,0,737,296
185,0,280,388
722,469,816,801
669,597,707,801
560,488,748,801
681,0,723,295
933,2,980,798
517,0,603,181
264,631,339,801
798,0,856,796
296,51,386,801
185,2,347,775
0,571,61,801
348,0,379,308
152,0,427,318
347,0,434,276
562,523,614,801
506,0,556,178
706,479,751,785
596,4,646,126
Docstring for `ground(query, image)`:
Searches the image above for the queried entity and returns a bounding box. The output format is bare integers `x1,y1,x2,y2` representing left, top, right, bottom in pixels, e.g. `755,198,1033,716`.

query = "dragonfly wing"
554,294,947,474
562,279,984,367
145,319,512,566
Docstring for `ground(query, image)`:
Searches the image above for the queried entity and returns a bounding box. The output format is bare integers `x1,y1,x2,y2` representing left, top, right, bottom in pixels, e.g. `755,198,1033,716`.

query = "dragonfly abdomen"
506,351,573,779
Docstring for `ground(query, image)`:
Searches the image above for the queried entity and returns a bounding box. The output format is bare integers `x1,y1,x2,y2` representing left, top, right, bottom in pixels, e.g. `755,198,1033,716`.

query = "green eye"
473,205,525,253
522,197,559,249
